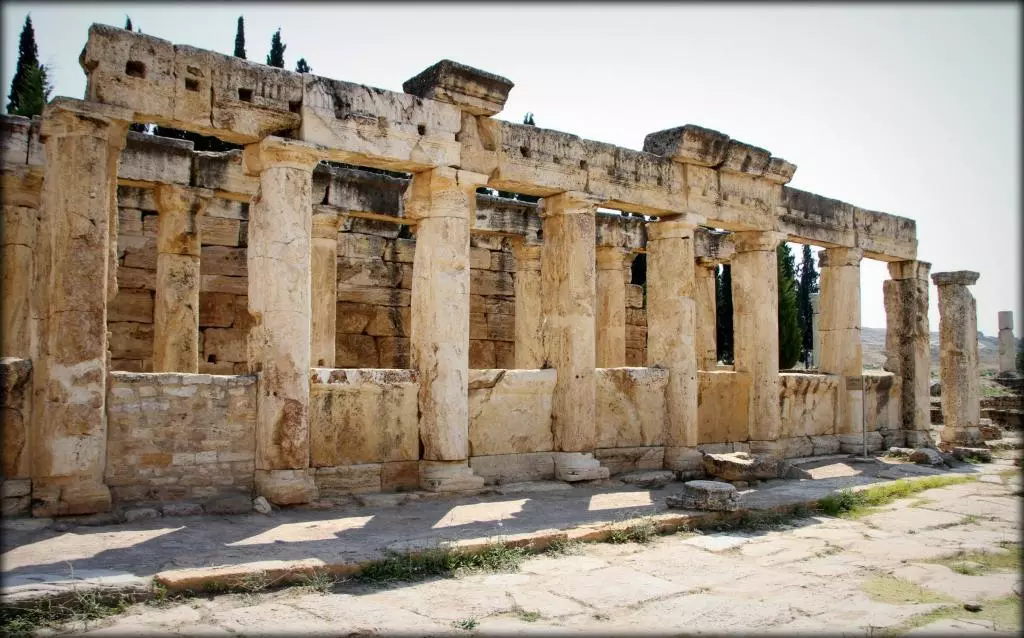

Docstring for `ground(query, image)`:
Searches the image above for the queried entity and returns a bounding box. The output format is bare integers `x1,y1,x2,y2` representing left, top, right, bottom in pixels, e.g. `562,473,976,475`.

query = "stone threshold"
1,459,1011,609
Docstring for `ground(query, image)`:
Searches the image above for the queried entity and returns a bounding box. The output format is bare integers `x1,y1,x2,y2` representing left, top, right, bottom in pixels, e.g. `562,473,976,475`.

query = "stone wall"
1,357,32,515
105,372,257,505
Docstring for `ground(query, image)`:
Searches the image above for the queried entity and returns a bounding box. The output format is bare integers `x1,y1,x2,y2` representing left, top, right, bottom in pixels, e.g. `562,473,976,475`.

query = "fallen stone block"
952,447,992,463
701,451,781,482
122,507,160,523
252,496,272,514
909,447,944,465
665,480,739,512
160,502,203,517
617,470,675,489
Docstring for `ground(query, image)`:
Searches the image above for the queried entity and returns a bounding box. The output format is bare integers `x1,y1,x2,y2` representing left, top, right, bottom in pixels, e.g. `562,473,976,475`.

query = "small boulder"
953,447,993,463
963,602,983,613
123,507,160,523
666,480,739,512
618,470,675,489
701,452,781,482
253,496,273,514
909,447,944,466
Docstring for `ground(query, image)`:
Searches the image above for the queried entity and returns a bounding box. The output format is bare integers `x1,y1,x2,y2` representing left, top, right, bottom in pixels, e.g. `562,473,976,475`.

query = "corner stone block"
81,24,175,121
642,124,730,167
402,59,514,117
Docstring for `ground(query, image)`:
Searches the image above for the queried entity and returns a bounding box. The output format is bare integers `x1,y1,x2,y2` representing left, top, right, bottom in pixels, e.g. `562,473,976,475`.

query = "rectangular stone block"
109,322,154,360
494,342,515,370
470,340,496,369
626,284,644,309
199,292,237,328
119,132,192,184
471,269,514,296
487,314,515,342
336,333,379,368
778,373,839,438
192,151,257,197
698,371,750,444
469,452,555,485
594,446,665,476
583,141,686,215
468,369,556,455
108,289,154,324
309,370,419,466
202,327,247,363
382,461,419,492
201,275,247,295
336,287,410,307
199,216,241,247
376,337,410,368
315,464,382,496
337,256,403,288
595,368,669,448
200,246,247,277
117,267,156,290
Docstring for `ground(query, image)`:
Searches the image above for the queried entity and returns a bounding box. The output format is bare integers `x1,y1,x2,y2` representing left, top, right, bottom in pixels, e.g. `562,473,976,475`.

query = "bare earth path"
32,463,1021,637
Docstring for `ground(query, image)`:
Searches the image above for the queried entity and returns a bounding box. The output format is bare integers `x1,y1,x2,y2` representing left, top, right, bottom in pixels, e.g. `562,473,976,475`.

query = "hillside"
861,327,1007,375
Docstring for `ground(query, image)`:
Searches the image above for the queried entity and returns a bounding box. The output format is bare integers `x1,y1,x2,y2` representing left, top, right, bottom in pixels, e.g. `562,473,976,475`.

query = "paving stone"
533,565,688,609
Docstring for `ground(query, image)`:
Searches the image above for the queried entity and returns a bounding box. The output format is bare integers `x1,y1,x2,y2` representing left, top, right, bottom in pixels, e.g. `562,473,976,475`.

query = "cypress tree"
716,264,734,364
796,244,820,367
295,58,311,73
523,112,535,126
777,242,803,369
7,15,42,115
11,64,52,118
125,16,133,31
234,17,246,59
266,29,286,68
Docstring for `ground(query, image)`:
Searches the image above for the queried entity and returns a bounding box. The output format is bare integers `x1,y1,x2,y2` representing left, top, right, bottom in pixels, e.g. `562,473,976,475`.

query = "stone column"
818,247,864,439
243,138,321,505
883,260,932,446
511,239,544,369
541,191,608,481
405,167,489,491
932,271,982,446
694,258,719,370
647,214,705,471
998,311,1016,376
152,185,210,373
31,99,130,516
311,211,344,368
595,246,628,368
732,231,785,445
1,185,37,359
810,293,821,368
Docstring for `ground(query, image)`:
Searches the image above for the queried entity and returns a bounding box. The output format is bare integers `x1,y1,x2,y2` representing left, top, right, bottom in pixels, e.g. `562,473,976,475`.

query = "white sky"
3,3,1020,336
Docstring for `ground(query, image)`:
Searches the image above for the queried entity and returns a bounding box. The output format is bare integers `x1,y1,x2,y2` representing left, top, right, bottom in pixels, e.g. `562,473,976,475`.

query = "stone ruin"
0,24,990,517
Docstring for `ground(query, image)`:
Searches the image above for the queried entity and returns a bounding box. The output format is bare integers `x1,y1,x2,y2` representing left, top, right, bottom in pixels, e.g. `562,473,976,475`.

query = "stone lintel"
539,191,602,218
642,124,730,167
819,247,863,267
931,270,980,287
732,230,786,253
595,213,645,249
888,260,931,281
40,97,133,142
312,209,346,239
243,136,324,174
402,59,514,117
763,157,797,184
719,140,772,176
153,184,213,256
647,213,706,240
694,228,735,261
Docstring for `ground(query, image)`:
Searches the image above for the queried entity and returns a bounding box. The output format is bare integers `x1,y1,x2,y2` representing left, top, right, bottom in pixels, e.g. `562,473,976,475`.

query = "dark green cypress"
796,244,820,367
234,17,246,59
266,29,286,68
777,242,803,370
295,58,311,73
125,16,133,31
7,15,42,115
716,264,734,364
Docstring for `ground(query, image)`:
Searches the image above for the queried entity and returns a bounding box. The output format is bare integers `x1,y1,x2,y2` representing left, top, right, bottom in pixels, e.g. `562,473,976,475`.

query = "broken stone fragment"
701,451,782,482
665,480,739,512
617,470,675,490
909,447,944,465
952,447,992,463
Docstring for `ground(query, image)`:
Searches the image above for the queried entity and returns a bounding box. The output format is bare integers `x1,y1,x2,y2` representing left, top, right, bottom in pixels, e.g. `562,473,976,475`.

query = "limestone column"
732,231,785,445
153,185,210,373
998,311,1015,376
405,167,489,491
1,188,37,359
595,246,628,368
810,293,821,368
541,191,608,481
647,214,705,471
932,271,982,446
511,239,544,369
694,258,719,370
818,247,864,439
243,138,321,505
31,99,130,516
311,211,344,368
883,260,931,446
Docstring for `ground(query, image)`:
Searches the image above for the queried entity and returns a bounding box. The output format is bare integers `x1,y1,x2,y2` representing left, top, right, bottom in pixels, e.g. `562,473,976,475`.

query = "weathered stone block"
315,464,382,497
335,333,380,368
595,367,669,448
381,461,419,492
469,452,555,485
1,358,32,479
666,480,739,511
468,369,556,456
403,59,513,116
778,373,839,438
376,337,410,368
200,246,247,277
119,132,192,184
108,289,154,324
594,446,665,476
698,371,750,444
701,452,781,481
198,216,241,247
469,340,496,369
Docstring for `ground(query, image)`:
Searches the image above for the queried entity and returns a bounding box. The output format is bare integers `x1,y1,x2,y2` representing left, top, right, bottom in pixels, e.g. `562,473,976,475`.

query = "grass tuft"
817,475,977,518
357,542,528,585
924,543,1021,576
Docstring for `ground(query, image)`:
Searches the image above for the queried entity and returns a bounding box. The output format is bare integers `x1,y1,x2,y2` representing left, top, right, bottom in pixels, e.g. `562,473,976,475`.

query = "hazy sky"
3,3,1020,336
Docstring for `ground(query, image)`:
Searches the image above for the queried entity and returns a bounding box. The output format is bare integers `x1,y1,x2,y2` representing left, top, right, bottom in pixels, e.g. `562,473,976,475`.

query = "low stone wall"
309,368,420,495
105,372,257,505
698,371,751,444
595,367,668,448
864,370,902,447
778,373,840,438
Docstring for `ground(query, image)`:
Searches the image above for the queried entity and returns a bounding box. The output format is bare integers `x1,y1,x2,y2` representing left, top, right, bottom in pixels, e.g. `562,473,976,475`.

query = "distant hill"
861,327,1008,373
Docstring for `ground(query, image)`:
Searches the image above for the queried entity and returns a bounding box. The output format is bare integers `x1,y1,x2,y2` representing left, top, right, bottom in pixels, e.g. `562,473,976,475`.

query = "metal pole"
862,373,868,458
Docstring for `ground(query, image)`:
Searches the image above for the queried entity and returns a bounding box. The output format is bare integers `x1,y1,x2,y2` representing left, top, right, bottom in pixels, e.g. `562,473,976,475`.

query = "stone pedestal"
997,311,1016,376
153,185,210,373
311,211,344,368
31,99,130,516
884,260,931,437
595,246,628,368
732,231,785,444
819,247,864,435
695,258,718,370
511,240,544,369
541,191,604,480
243,138,322,505
646,214,704,469
406,168,488,491
932,271,983,446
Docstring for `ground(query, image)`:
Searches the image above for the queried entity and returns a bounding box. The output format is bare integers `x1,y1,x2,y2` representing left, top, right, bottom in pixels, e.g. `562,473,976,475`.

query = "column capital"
510,237,543,271
595,245,628,271
154,183,214,211
932,270,980,287
539,190,603,218
732,230,785,253
312,209,347,239
243,136,323,174
40,97,133,146
404,167,489,221
647,212,706,240
695,256,721,270
819,246,863,267
888,259,931,281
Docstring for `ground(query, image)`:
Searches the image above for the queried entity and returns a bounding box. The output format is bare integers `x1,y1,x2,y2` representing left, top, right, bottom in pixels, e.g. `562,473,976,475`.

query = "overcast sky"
3,3,1019,336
